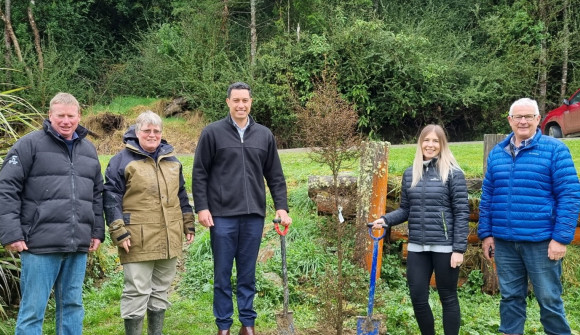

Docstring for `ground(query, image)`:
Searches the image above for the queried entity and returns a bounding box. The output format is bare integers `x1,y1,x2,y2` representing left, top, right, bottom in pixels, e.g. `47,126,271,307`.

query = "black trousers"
406,251,461,335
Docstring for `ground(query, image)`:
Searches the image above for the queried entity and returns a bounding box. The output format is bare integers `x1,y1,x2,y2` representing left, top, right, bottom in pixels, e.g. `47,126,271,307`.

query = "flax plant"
0,86,43,333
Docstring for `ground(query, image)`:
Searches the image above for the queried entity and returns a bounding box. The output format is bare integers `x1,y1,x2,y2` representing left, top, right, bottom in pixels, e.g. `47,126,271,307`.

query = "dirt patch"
82,100,207,155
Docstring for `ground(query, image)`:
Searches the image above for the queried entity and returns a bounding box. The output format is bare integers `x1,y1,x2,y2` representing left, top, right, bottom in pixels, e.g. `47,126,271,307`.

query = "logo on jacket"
8,155,19,165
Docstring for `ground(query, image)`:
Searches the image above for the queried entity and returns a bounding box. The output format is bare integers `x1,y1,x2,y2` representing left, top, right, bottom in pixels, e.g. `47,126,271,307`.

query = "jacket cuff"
183,212,195,235
380,215,390,228
109,219,130,246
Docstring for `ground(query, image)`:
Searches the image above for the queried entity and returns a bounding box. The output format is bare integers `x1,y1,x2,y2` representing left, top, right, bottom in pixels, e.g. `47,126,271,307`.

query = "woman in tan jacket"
104,111,195,335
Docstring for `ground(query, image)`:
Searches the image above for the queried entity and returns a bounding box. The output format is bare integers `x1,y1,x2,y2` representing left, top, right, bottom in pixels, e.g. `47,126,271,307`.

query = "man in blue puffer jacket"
478,97,580,335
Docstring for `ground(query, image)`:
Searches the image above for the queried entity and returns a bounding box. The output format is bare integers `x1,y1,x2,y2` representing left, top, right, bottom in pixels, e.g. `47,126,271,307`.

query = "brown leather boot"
217,330,230,335
238,326,255,335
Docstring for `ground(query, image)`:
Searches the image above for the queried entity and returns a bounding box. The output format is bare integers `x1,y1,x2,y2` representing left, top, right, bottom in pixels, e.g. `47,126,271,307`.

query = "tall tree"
0,5,22,63
560,0,570,100
27,0,43,72
538,0,548,114
250,0,257,67
3,0,11,71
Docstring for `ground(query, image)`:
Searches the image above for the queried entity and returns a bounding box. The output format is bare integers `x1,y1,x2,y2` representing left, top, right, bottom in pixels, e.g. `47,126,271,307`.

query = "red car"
541,88,580,138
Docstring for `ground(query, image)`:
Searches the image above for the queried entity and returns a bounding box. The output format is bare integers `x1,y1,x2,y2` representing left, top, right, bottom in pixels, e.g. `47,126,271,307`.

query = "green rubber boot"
124,317,144,335
147,309,165,335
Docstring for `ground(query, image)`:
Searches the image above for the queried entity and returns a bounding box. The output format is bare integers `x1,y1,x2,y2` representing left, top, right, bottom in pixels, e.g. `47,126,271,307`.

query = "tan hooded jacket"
103,126,194,264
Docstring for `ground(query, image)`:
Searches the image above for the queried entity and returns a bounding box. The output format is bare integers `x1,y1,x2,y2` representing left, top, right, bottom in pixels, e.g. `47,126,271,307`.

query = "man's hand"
198,209,214,227
275,209,292,227
5,240,28,253
482,237,495,261
548,239,567,261
89,238,101,252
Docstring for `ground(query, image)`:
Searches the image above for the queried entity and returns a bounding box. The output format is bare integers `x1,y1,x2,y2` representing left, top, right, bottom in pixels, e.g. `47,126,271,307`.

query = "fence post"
356,141,390,279
481,134,506,294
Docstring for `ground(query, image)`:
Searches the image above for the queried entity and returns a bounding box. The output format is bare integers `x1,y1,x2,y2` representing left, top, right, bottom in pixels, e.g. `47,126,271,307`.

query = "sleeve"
450,169,469,253
177,161,195,235
0,144,29,246
550,143,580,244
263,131,289,212
91,156,106,242
103,154,130,246
382,171,411,227
477,153,494,240
192,129,213,213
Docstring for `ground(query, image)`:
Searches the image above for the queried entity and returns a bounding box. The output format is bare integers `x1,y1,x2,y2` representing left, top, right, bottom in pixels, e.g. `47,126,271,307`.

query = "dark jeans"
210,214,264,330
407,251,461,335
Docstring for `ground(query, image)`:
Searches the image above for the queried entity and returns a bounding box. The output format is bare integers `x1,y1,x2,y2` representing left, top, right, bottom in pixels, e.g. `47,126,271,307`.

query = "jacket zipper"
441,211,448,240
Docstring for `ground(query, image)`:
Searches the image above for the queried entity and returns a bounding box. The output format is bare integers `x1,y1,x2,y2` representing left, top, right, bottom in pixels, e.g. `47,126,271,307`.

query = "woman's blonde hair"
411,124,462,188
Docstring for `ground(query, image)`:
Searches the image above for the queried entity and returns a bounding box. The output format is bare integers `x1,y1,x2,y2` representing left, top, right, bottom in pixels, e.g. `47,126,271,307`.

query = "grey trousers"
120,258,177,319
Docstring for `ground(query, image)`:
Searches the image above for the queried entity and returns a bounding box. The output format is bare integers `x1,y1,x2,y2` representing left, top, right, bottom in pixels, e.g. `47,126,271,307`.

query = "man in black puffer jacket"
0,93,104,335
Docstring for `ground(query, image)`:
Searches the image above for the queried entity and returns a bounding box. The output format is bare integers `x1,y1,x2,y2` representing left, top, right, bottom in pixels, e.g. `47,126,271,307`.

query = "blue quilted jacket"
478,130,580,244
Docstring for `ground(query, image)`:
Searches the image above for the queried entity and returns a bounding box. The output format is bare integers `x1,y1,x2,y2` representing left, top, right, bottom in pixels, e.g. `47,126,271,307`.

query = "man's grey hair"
49,92,80,113
227,82,252,98
509,98,539,116
135,110,163,131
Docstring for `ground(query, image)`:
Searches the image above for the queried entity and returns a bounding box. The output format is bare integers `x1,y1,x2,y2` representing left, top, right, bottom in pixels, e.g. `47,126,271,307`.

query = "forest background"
2,1,580,334
1,0,580,147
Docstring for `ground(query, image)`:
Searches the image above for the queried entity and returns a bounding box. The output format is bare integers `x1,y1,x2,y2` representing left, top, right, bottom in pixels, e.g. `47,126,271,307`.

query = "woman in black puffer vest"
372,124,469,335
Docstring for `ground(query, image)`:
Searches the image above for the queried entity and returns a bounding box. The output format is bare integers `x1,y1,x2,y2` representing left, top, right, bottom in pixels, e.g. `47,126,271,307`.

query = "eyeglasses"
510,114,538,122
140,129,162,135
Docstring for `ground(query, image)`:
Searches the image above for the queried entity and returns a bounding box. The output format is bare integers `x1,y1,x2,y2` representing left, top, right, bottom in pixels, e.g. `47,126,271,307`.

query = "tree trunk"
0,6,23,63
250,0,257,67
221,0,229,44
560,0,569,100
28,1,44,72
538,0,548,115
3,0,11,79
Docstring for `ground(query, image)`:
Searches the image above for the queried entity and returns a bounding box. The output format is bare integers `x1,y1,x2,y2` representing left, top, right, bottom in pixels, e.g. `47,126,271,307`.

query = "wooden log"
310,176,483,216
355,141,390,279
313,193,356,218
481,255,499,294
309,175,482,201
307,174,357,200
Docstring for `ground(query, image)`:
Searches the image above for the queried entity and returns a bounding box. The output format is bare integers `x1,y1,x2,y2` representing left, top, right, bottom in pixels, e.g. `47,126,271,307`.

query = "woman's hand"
371,218,386,229
450,252,463,268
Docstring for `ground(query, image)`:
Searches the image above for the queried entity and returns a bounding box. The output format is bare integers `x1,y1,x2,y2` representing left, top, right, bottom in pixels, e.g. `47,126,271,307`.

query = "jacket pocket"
25,209,41,242
441,211,449,240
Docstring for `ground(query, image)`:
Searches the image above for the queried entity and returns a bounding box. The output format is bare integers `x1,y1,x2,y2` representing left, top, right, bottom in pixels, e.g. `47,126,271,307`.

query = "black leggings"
406,251,461,335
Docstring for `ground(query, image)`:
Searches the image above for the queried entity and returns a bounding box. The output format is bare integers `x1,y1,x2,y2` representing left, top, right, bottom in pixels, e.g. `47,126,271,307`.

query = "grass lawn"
3,139,580,334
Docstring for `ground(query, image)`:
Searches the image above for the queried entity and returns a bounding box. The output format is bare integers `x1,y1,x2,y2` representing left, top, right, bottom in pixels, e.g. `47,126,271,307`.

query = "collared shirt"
505,134,535,157
231,117,249,141
60,131,80,156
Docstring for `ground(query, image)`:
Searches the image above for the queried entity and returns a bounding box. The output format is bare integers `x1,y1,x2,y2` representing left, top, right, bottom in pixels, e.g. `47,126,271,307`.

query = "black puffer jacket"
0,119,105,253
382,159,469,253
